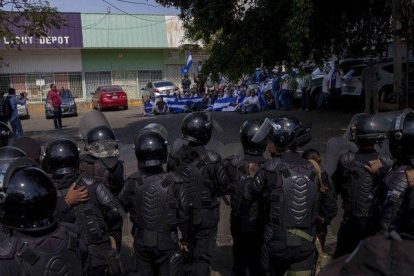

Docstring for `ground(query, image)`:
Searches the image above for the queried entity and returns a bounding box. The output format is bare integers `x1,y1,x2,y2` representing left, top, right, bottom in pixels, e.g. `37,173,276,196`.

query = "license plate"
348,87,355,92
112,96,118,99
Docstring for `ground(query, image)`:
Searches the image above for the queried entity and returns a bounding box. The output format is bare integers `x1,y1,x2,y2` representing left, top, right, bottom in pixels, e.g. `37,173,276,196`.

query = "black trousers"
301,88,311,110
261,226,316,276
231,218,261,276
190,220,218,276
334,216,379,259
53,106,62,128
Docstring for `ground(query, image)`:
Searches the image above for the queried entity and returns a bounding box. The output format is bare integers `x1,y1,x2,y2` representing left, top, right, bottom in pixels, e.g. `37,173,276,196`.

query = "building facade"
0,13,207,102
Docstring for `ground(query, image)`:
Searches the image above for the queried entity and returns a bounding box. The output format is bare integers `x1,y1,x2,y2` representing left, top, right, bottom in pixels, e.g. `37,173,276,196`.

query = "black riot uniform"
332,114,393,258
79,118,125,251
226,120,266,276
44,137,126,276
167,112,229,276
119,130,188,276
246,116,338,276
380,109,414,233
0,157,90,276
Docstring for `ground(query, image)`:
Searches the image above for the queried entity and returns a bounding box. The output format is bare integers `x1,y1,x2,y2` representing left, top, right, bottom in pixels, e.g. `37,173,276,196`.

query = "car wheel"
124,105,129,110
97,103,101,112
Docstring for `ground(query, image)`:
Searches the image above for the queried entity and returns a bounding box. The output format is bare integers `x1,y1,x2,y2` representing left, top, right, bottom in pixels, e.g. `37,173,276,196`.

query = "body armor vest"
266,161,320,229
385,165,410,224
79,156,121,189
56,176,108,246
181,152,219,210
229,156,259,231
131,173,179,232
0,225,84,276
340,152,378,218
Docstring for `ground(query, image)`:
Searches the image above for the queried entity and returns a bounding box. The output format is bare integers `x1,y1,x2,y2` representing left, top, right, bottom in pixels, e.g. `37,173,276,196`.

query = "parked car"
91,85,128,111
341,61,414,103
45,89,78,119
141,80,178,98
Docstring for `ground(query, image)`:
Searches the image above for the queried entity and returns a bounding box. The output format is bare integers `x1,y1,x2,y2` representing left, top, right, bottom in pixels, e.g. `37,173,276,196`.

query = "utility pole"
393,0,403,106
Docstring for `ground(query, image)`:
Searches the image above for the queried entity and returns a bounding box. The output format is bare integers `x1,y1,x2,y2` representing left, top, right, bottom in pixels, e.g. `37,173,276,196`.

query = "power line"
116,0,162,7
102,0,172,22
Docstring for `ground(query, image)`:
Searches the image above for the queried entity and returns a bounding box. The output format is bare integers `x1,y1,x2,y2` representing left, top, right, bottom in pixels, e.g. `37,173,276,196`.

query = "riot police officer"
380,109,414,233
226,119,267,276
0,122,12,148
119,129,188,276
0,146,28,242
79,110,125,250
246,115,338,276
332,113,393,258
43,137,126,276
0,157,90,275
168,112,229,276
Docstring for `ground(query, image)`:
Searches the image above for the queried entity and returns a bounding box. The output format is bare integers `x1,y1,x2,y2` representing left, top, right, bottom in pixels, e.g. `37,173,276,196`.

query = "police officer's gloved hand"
65,183,89,207
180,239,188,251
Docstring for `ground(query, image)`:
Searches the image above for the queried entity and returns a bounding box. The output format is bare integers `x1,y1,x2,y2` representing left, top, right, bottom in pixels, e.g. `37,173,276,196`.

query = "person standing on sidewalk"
300,67,312,111
272,72,282,110
361,59,381,114
47,83,63,129
7,88,27,140
328,60,343,110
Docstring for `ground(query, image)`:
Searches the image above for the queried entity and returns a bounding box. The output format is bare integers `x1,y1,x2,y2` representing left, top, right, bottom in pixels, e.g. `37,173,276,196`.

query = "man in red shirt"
47,83,63,129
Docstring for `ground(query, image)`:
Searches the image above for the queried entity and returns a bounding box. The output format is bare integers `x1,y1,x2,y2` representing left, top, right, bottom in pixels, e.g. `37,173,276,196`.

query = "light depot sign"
0,13,83,49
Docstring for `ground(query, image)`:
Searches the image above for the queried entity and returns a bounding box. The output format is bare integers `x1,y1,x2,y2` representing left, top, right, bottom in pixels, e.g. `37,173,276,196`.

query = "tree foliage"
158,0,400,81
0,0,63,50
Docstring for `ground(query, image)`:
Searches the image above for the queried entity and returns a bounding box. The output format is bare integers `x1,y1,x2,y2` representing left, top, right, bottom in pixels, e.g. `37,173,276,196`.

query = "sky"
44,0,179,14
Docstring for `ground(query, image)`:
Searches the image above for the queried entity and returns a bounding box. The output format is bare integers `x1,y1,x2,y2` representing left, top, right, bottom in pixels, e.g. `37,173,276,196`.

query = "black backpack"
2,96,13,121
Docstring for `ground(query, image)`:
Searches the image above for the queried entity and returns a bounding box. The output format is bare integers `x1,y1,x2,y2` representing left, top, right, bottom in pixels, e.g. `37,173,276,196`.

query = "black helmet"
44,137,80,176
134,130,168,168
0,123,12,148
240,120,267,155
86,126,119,158
350,114,390,143
0,146,27,162
143,123,168,140
388,109,414,160
252,115,312,150
181,112,214,144
0,158,57,231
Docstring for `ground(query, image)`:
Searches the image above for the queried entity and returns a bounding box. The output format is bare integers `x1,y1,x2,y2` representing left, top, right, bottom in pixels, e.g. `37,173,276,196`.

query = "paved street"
21,106,354,275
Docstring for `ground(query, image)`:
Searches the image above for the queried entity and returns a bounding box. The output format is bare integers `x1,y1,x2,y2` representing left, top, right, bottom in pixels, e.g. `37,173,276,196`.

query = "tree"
0,1,63,53
158,0,396,81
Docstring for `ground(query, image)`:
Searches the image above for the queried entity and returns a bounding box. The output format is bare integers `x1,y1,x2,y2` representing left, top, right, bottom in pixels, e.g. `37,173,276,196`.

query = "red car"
91,85,128,111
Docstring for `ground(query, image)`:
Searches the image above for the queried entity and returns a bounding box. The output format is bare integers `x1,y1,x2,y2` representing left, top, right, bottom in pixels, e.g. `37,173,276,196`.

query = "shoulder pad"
340,152,355,168
127,171,142,180
59,222,80,235
0,237,17,259
169,172,183,183
230,155,244,167
263,158,281,172
80,174,99,186
386,170,409,194
379,153,394,167
206,150,221,163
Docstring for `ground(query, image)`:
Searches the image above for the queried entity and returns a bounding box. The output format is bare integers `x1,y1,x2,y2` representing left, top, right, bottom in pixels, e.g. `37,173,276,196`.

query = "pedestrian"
182,74,191,93
167,112,229,276
47,83,63,129
0,157,91,276
152,96,167,115
7,88,27,140
272,72,282,110
317,66,332,111
44,137,126,276
266,90,275,109
143,98,153,117
238,90,260,113
245,116,337,276
0,91,5,124
119,129,187,276
361,59,381,114
227,120,266,276
328,60,344,110
280,73,295,110
300,67,312,111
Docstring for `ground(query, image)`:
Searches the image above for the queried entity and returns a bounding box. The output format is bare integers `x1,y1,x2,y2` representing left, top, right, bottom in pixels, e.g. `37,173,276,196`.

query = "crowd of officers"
0,108,413,276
